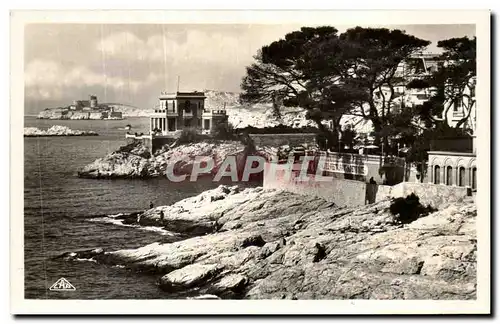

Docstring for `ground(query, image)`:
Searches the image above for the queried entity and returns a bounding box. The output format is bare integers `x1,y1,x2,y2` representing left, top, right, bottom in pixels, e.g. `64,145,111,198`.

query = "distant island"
37,95,124,120
24,125,98,137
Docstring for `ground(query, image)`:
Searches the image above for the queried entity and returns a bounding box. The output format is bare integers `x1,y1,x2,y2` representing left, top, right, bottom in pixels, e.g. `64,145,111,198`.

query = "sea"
23,116,259,299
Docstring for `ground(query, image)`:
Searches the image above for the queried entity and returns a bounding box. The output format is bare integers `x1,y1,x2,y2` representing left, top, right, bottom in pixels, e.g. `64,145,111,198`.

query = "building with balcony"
148,91,228,136
126,91,229,153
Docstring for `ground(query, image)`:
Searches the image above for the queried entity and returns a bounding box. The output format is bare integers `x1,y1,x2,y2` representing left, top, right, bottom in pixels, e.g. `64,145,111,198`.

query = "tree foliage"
240,27,476,182
240,26,431,149
407,36,476,132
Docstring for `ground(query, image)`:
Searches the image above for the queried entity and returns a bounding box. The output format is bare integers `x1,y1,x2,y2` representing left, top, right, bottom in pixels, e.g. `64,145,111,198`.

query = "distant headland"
37,95,124,120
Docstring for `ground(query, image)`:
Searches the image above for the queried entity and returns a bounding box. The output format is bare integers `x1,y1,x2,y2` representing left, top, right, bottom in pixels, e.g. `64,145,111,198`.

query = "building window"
472,167,477,190
172,101,176,112
204,119,210,130
185,100,191,113
459,167,466,186
446,166,453,185
434,165,441,184
167,118,176,131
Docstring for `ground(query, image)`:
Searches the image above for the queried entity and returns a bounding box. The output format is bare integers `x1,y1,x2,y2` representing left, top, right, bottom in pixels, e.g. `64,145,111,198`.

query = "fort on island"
126,91,228,152
38,95,123,120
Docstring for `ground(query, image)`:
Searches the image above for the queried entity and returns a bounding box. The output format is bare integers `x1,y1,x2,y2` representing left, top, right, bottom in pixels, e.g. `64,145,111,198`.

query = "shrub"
238,131,256,152
178,127,202,144
117,141,151,158
237,125,318,135
118,141,139,153
389,193,436,224
212,122,237,140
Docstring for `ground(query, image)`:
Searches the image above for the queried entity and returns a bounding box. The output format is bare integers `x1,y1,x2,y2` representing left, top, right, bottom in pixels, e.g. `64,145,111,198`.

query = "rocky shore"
62,185,476,300
77,140,267,179
24,125,98,137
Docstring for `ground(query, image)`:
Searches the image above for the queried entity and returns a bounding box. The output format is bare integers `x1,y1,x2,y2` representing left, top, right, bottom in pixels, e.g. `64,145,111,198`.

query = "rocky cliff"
77,141,258,179
63,185,476,300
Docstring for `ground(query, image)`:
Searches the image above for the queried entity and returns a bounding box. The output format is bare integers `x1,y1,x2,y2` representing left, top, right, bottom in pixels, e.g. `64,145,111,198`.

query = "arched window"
446,166,453,185
472,167,477,190
434,165,440,184
459,167,466,186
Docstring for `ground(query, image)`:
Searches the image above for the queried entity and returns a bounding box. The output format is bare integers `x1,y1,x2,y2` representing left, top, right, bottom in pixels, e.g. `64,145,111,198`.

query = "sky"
23,23,475,115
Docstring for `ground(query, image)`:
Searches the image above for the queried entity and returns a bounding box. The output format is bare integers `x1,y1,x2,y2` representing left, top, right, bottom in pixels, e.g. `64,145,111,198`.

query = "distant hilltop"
37,95,124,120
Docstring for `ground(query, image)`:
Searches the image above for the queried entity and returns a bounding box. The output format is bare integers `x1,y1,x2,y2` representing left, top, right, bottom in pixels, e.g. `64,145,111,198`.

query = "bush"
117,141,151,158
178,128,202,144
237,124,318,135
212,122,237,140
389,193,436,224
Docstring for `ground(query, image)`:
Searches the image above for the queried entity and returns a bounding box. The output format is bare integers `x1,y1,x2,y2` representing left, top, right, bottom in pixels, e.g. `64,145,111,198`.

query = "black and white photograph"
10,9,491,315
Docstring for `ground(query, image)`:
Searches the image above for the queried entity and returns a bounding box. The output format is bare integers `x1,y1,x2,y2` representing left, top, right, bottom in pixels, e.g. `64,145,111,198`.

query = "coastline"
76,140,269,180
62,185,477,300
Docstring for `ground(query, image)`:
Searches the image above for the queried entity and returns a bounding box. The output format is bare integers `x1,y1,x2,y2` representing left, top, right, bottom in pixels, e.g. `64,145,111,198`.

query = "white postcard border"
10,9,491,315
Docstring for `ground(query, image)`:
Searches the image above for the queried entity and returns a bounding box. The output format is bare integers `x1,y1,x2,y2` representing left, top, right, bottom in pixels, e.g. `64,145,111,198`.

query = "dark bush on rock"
117,141,151,158
312,243,327,263
178,128,204,144
390,193,436,224
212,122,237,140
240,235,266,249
236,124,318,135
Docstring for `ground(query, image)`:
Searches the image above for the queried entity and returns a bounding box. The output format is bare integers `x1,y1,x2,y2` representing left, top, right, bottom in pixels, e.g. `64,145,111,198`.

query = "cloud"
24,25,301,110
97,29,254,67
24,59,160,100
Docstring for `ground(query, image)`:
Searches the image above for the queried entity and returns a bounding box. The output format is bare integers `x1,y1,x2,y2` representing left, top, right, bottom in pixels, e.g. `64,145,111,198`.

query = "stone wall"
264,162,470,209
249,133,317,148
71,112,91,120
152,137,177,154
375,182,470,208
89,112,104,119
320,152,405,185
263,164,368,207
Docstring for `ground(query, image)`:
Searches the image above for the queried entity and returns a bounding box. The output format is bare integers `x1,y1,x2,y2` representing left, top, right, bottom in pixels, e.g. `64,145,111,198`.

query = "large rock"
24,125,98,137
159,264,224,291
64,187,476,299
77,140,252,179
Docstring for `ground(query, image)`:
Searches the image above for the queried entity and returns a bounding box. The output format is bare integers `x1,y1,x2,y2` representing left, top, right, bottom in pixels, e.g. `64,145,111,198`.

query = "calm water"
23,116,258,299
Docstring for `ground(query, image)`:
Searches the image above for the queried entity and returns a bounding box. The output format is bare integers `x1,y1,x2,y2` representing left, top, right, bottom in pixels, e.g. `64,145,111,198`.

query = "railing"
125,133,152,140
202,109,227,115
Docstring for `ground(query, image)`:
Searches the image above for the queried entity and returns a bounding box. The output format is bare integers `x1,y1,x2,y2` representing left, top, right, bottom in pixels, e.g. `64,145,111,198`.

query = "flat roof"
159,91,206,99
428,151,476,157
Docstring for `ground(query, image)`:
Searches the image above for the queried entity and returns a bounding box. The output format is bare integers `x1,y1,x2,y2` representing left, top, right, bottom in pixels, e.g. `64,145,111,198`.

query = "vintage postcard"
10,10,491,314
